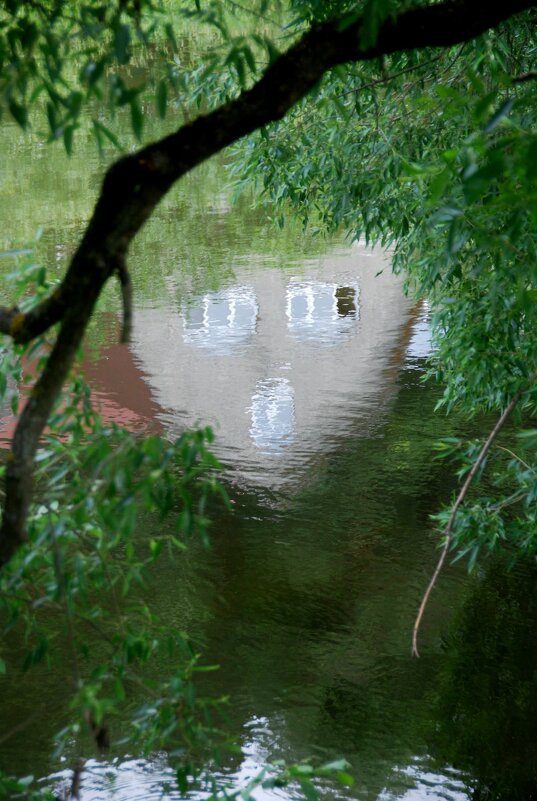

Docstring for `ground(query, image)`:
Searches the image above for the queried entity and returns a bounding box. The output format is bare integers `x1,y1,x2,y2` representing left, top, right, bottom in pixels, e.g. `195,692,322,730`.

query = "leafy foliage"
0,0,287,150
233,12,537,564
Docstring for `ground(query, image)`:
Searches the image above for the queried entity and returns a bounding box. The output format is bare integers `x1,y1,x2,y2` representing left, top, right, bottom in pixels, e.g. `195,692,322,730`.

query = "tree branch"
1,0,535,565
512,70,537,83
412,369,537,658
117,259,133,345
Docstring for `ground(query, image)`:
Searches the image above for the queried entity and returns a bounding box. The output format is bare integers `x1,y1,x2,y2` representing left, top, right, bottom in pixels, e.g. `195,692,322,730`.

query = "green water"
1,114,537,801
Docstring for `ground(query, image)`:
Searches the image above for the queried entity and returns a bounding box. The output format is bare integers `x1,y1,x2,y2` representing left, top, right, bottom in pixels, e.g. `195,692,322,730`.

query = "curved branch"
412,370,537,658
1,0,535,565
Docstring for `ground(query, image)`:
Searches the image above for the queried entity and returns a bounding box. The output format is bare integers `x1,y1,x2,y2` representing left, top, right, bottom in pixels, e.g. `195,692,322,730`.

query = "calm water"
1,119,537,801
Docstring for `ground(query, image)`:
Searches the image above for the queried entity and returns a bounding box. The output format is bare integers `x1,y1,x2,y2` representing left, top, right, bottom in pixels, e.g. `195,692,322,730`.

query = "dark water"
1,122,537,801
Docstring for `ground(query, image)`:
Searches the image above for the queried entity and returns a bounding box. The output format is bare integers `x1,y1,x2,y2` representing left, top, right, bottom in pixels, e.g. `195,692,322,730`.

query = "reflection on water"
336,286,358,318
405,303,432,366
49,758,183,801
128,248,410,489
182,286,258,355
1,287,523,801
286,281,359,345
378,759,469,801
433,560,537,800
3,117,532,801
249,376,295,452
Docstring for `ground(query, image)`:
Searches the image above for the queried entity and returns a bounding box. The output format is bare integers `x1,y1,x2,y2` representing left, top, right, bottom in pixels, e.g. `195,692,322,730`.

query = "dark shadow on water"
431,557,537,801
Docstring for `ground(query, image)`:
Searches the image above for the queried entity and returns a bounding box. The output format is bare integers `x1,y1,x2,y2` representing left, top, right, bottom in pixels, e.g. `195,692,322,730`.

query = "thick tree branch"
1,0,535,565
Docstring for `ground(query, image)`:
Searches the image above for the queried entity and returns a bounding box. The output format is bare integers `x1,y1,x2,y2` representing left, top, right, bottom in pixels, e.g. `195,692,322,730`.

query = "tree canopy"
0,0,537,797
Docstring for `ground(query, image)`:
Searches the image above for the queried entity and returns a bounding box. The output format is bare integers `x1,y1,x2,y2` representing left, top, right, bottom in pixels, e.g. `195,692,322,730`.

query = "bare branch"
512,70,537,83
412,369,537,658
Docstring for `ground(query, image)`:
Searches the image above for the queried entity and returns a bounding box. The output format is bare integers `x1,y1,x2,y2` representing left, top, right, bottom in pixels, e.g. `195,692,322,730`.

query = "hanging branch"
412,369,537,658
116,258,133,344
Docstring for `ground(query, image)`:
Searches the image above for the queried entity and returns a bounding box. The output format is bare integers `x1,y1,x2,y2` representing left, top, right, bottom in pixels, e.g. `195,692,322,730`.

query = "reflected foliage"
433,560,537,800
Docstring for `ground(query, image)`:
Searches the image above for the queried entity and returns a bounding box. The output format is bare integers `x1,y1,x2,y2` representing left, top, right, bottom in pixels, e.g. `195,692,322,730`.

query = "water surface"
1,118,536,801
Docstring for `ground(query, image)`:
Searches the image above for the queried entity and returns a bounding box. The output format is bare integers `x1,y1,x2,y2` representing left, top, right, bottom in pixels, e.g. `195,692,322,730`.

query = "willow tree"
0,0,536,797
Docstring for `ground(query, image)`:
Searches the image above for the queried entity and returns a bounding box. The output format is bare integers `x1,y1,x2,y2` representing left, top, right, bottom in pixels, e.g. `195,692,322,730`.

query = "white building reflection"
405,301,433,365
286,281,359,345
249,377,295,452
182,286,258,355
130,247,413,487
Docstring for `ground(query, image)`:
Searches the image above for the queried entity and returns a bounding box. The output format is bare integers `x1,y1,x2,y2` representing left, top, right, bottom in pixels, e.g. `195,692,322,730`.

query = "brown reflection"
0,314,164,448
335,286,357,317
83,314,163,434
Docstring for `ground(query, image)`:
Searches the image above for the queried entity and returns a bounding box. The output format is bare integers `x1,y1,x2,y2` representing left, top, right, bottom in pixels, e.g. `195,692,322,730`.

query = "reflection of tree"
432,560,537,800
194,367,468,795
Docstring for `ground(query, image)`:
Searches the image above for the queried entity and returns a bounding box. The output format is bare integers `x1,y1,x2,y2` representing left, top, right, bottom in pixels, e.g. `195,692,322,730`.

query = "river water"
1,121,537,801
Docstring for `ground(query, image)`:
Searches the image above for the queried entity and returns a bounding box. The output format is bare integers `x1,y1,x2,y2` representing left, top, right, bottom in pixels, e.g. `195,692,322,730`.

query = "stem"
412,370,537,657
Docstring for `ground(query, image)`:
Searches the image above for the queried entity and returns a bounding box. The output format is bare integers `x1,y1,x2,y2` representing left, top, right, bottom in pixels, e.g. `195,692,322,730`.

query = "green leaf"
429,168,451,204
320,759,349,772
359,0,390,49
130,99,143,141
164,22,178,53
114,678,126,701
526,139,537,181
63,124,75,156
298,778,318,801
484,97,514,133
94,120,123,151
156,79,167,119
8,98,28,129
114,23,131,65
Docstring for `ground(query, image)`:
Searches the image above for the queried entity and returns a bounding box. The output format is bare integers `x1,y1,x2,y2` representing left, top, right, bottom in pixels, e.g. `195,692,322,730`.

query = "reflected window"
286,281,359,345
406,303,433,365
182,286,258,355
335,286,357,317
249,377,295,452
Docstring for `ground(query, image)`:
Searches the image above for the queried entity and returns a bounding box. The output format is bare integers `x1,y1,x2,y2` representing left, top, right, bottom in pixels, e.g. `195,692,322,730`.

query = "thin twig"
0,712,38,746
116,259,132,344
226,0,282,27
412,369,537,657
497,444,536,473
339,52,445,97
512,70,537,83
69,759,85,800
489,490,528,513
341,43,465,101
